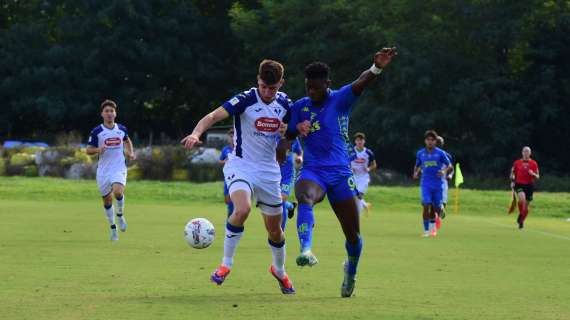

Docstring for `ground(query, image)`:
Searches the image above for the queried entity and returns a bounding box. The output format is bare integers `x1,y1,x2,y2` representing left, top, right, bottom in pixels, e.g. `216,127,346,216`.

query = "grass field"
1,177,569,320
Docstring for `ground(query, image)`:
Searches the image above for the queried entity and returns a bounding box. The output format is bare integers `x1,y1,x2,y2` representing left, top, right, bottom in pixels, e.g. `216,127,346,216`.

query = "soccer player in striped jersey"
433,136,454,228
286,48,397,297
218,128,234,217
181,60,296,294
86,100,136,241
350,132,377,214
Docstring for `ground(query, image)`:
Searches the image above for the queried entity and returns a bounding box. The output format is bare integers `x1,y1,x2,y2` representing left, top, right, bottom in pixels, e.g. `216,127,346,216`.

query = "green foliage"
230,0,570,177
9,153,35,166
1,0,569,178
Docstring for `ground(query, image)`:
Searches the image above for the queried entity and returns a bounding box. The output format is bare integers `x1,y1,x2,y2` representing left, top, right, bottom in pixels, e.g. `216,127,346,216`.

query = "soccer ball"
184,218,215,249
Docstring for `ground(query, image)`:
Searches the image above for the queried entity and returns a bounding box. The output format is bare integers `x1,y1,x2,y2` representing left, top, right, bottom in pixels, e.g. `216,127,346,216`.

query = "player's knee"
113,190,123,199
295,191,314,205
267,227,284,242
232,205,251,220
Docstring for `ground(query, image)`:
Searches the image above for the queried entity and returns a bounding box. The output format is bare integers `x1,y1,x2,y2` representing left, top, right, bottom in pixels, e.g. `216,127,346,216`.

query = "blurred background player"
510,146,540,229
278,123,303,231
218,128,235,217
181,60,295,294
350,132,377,214
286,48,396,297
413,130,451,237
432,136,454,228
86,100,136,241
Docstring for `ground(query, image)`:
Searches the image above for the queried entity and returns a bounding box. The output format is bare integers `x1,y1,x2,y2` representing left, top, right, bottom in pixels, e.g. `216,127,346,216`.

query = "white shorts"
354,174,370,195
223,161,282,215
97,171,127,197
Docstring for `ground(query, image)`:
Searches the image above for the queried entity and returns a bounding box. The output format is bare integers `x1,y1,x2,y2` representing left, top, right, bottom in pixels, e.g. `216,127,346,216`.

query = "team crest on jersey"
229,97,240,106
255,117,280,132
104,137,122,147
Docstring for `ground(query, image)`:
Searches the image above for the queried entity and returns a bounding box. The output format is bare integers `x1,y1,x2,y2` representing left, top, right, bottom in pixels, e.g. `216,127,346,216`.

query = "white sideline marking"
457,215,570,241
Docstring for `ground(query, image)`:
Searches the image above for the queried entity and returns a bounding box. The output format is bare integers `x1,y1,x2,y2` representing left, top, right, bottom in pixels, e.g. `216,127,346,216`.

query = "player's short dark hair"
424,130,438,139
354,132,366,140
227,128,234,135
258,59,284,85
101,99,117,111
305,62,330,80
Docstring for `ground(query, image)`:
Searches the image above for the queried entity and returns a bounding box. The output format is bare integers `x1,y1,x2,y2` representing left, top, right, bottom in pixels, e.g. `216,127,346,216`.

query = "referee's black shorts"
514,183,534,202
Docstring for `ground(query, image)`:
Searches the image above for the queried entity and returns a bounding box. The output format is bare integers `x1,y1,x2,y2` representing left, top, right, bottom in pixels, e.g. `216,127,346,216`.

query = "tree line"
1,0,569,176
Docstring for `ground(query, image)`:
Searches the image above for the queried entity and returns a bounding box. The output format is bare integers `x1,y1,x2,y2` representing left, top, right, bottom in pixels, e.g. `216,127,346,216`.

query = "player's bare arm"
124,137,136,160
86,145,105,155
368,160,377,172
413,166,421,179
437,164,452,177
352,47,397,96
181,107,229,149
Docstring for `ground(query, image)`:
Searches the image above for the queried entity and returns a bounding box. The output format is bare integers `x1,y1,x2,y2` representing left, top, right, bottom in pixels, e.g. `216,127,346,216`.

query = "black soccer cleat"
287,202,297,219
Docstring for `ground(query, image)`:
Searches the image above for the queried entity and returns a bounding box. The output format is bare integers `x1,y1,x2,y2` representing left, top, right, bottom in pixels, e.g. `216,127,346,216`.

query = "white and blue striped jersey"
87,123,129,175
222,88,291,174
351,147,375,177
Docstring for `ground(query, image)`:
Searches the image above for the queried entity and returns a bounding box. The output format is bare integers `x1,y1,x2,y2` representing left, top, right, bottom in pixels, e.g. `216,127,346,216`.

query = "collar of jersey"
253,88,276,106
102,123,116,130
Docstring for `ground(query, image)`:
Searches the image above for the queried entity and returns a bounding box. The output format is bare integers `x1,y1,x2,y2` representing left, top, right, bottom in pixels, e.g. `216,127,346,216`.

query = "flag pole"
454,163,464,214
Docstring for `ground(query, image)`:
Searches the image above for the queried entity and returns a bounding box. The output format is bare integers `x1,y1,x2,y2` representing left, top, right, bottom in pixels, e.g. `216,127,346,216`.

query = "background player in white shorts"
181,60,296,294
86,100,136,241
350,132,377,213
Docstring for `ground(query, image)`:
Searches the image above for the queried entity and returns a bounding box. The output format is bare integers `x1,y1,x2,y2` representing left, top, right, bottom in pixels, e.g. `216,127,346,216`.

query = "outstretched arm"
181,107,229,149
352,47,397,96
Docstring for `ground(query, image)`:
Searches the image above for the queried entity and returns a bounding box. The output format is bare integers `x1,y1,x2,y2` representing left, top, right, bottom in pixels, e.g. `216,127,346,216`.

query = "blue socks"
226,201,234,218
423,219,429,232
345,236,363,275
281,204,288,231
284,201,294,210
297,203,314,252
280,201,295,231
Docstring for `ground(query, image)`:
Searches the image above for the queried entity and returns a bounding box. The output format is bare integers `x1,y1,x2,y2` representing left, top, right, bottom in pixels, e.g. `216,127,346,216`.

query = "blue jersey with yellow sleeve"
415,147,451,188
287,84,358,168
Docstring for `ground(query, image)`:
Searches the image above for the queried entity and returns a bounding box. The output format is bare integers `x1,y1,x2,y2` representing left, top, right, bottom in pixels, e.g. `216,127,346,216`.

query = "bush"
9,153,36,166
0,158,6,176
127,165,143,181
23,165,38,177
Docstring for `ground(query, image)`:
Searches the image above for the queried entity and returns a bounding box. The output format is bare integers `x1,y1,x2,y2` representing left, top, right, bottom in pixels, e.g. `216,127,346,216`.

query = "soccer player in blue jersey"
218,128,234,217
285,48,397,297
413,131,452,237
278,124,303,231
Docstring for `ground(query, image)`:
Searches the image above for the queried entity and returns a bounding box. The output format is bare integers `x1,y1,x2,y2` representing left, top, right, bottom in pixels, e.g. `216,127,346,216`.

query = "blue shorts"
297,166,357,203
421,185,443,207
223,182,229,196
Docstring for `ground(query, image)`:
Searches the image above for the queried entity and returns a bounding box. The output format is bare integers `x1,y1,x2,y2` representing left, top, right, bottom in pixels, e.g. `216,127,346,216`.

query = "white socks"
222,223,244,268
269,239,286,278
104,205,115,226
116,195,124,215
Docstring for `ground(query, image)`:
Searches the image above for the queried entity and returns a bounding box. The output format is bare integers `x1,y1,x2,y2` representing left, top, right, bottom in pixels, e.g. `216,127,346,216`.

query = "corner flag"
455,163,464,188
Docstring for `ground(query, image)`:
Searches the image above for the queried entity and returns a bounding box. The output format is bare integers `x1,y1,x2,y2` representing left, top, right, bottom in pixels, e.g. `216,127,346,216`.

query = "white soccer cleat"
110,228,119,241
118,216,127,232
421,231,430,238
